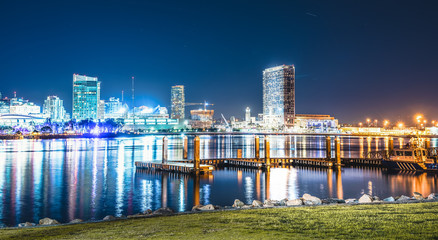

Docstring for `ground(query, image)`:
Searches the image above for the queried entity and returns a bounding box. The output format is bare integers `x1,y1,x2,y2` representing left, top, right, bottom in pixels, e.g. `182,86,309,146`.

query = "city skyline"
1,1,437,123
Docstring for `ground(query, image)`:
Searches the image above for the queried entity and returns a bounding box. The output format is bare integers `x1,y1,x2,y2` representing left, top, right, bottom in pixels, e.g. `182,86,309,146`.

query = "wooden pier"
134,135,425,174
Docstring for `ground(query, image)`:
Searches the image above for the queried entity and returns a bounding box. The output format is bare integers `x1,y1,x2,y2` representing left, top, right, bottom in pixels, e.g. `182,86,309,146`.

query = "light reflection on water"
0,135,437,227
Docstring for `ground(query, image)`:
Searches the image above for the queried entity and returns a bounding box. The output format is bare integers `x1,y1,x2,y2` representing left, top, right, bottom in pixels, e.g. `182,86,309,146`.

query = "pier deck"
135,161,214,174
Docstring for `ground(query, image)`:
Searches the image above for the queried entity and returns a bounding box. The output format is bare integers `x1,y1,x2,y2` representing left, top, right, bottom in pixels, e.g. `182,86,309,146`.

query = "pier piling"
326,136,331,160
265,136,270,166
162,136,168,164
255,136,260,159
194,136,200,173
335,137,341,166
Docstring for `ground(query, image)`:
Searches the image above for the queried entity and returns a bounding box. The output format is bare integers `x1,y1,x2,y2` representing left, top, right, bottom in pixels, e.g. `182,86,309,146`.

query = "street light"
366,118,371,127
359,122,363,127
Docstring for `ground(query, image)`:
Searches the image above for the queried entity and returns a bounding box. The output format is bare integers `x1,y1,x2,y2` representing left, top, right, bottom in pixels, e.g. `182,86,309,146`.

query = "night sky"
1,0,437,124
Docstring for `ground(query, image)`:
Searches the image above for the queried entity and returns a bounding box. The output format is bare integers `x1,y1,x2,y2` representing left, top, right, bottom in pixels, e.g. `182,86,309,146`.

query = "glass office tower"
72,74,100,120
263,65,295,128
171,85,185,120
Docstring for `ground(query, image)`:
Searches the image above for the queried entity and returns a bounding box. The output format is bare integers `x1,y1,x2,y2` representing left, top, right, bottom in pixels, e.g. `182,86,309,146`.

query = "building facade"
43,96,67,122
171,85,185,120
105,97,126,119
263,65,295,128
9,98,41,116
72,74,100,120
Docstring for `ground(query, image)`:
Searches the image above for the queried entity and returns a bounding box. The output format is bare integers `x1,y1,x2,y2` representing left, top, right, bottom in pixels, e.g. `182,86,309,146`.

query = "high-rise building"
72,74,100,120
43,96,67,121
263,65,295,128
171,85,185,120
245,107,251,122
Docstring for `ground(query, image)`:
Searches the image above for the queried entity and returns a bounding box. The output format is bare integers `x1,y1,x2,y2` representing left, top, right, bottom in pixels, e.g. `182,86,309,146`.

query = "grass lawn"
1,202,437,239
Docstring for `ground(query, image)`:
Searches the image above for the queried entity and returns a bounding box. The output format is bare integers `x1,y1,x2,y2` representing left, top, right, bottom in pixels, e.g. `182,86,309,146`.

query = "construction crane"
221,113,230,128
185,101,214,111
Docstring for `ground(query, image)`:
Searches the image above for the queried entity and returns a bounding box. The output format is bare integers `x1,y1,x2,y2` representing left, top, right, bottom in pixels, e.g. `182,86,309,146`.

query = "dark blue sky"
1,0,437,124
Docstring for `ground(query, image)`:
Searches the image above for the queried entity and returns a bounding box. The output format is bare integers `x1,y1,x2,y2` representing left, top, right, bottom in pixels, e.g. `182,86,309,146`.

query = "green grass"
1,202,438,239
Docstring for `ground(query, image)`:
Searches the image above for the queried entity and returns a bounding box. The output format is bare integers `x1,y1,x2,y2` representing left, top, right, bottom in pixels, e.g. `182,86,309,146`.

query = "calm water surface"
0,135,437,226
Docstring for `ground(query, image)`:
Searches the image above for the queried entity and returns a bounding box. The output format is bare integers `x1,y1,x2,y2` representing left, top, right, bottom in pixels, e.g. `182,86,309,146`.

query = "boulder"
18,222,36,227
302,194,321,205
199,204,215,211
427,193,437,200
286,199,303,206
142,209,153,215
118,215,127,219
152,207,174,216
39,218,60,225
383,197,395,202
192,204,204,211
232,199,245,208
322,198,345,204
413,192,424,200
127,214,143,219
373,196,380,201
69,219,83,224
396,195,411,202
251,200,263,207
279,198,289,206
242,205,252,209
103,215,117,221
358,194,373,203
345,198,357,204
263,199,275,207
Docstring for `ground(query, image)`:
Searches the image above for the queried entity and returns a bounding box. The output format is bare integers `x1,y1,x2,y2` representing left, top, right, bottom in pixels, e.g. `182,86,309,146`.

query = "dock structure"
135,135,402,173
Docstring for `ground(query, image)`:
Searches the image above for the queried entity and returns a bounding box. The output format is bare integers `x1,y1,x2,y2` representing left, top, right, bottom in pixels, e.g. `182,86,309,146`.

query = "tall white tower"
245,107,251,122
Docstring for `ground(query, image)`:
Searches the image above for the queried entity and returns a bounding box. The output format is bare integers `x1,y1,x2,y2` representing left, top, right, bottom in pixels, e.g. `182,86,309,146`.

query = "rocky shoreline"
4,192,437,229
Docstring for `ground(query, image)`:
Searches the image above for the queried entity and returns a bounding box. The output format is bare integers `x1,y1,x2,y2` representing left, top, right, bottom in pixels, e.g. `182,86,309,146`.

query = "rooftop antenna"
131,76,135,108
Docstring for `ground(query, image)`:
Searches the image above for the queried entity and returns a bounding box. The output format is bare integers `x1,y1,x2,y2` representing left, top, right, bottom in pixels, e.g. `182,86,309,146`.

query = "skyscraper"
245,107,251,122
43,96,67,122
171,85,185,120
72,74,100,120
263,65,295,128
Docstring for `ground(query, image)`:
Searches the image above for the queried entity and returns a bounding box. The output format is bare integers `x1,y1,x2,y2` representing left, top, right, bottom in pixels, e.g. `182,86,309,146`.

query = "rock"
142,209,153,215
413,192,424,200
396,195,411,202
302,194,321,205
373,196,380,201
103,215,117,221
279,198,289,206
199,204,215,211
127,214,143,218
152,207,174,216
192,204,204,211
39,218,60,225
286,199,303,206
69,219,83,224
322,198,345,204
251,200,263,207
263,199,275,207
18,222,35,227
383,197,395,202
242,205,252,209
358,194,373,203
232,199,245,208
427,193,437,200
117,215,127,219
345,198,357,204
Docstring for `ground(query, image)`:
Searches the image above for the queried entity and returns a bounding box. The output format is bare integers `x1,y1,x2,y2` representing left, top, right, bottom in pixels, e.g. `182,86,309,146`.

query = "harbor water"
0,135,437,226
